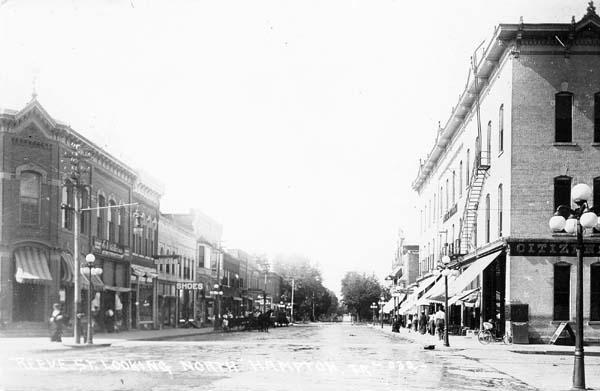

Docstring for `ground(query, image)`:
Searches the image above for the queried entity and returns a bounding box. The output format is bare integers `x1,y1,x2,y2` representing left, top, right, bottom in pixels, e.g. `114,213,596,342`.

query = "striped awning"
60,252,104,290
14,247,53,284
132,264,158,278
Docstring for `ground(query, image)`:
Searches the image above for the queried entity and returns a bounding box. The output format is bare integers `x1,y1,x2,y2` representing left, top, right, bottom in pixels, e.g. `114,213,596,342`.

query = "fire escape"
458,146,490,254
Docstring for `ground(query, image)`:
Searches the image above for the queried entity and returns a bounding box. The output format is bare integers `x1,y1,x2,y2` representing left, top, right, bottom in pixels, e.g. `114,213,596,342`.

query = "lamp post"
290,278,295,324
548,183,598,390
433,255,457,347
370,303,377,326
378,296,385,328
210,283,223,330
79,253,102,345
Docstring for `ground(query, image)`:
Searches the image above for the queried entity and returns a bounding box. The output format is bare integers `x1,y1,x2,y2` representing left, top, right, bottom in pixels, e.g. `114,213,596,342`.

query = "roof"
412,4,600,191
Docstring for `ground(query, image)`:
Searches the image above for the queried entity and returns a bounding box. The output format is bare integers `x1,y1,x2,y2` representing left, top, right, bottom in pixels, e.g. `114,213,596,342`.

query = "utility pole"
290,278,294,323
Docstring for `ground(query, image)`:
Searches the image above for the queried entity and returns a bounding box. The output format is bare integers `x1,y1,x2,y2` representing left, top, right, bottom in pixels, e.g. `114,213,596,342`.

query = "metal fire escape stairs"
458,42,490,255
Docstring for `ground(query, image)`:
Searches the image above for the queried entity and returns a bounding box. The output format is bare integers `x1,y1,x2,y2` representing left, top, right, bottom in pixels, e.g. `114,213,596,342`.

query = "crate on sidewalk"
465,329,476,338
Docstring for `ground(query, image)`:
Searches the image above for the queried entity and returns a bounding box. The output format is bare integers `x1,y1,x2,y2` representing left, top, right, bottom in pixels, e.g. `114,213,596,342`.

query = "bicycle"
477,321,512,345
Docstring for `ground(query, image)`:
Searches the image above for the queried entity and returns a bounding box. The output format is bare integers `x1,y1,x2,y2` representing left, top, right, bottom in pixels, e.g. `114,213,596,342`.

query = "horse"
257,310,273,332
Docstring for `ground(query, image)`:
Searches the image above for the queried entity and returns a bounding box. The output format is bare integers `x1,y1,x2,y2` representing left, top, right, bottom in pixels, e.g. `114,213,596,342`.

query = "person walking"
412,313,418,333
435,307,446,341
418,311,427,334
49,303,67,342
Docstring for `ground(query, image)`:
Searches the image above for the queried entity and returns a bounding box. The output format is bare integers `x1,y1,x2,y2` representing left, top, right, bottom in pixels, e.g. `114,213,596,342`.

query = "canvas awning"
443,250,502,300
399,275,438,314
60,252,104,289
15,247,53,284
383,298,395,314
421,274,458,304
449,288,480,306
132,264,158,278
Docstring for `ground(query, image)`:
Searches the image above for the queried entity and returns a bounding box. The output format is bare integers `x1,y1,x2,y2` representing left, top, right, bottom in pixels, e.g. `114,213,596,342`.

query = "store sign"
176,282,204,290
93,237,125,259
509,241,600,257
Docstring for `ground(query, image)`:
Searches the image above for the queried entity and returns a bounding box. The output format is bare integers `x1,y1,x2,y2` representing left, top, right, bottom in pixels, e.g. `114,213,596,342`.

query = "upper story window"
20,171,41,225
445,179,449,211
459,161,463,197
80,188,89,235
499,104,504,152
485,194,491,244
97,194,106,239
554,176,572,211
555,92,573,143
452,171,456,204
498,184,503,237
466,150,470,188
108,200,117,242
62,185,73,230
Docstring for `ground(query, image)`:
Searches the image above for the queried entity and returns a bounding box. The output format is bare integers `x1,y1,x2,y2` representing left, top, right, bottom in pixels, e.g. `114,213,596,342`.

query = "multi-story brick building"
0,98,162,332
408,5,600,343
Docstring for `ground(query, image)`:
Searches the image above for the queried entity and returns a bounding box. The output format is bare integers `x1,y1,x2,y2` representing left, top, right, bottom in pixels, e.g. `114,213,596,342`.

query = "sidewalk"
0,326,217,355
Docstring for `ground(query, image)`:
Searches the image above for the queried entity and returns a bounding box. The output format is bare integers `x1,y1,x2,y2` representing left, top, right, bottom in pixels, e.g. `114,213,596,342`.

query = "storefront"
12,246,53,322
158,281,177,328
131,265,157,329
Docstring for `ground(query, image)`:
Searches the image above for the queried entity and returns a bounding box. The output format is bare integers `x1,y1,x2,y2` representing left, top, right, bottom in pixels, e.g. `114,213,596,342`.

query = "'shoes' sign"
508,240,600,257
176,282,204,290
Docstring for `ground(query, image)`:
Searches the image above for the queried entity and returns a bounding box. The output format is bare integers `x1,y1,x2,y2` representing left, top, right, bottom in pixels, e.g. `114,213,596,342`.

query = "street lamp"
433,255,458,347
79,253,102,345
370,302,378,326
548,183,598,390
210,283,224,330
378,296,385,329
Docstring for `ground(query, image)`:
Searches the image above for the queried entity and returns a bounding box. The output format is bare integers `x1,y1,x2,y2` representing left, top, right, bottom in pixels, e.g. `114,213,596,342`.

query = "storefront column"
136,275,141,329
153,278,158,329
0,251,11,323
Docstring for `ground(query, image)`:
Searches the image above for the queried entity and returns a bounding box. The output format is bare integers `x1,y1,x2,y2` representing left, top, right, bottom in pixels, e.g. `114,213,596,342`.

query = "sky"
0,0,588,295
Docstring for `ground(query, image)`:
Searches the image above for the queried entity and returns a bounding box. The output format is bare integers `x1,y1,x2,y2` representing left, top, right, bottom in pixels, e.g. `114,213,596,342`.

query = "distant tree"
341,272,384,321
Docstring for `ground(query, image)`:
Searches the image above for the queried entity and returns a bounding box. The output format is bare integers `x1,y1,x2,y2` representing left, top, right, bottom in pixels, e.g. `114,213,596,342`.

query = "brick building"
408,5,600,343
0,98,162,332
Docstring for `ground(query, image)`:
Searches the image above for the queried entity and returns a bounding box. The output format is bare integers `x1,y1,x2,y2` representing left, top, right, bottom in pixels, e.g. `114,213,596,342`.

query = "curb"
63,343,112,349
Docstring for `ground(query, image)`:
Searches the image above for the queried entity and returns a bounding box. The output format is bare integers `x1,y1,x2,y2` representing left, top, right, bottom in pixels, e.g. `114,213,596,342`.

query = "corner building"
411,5,600,343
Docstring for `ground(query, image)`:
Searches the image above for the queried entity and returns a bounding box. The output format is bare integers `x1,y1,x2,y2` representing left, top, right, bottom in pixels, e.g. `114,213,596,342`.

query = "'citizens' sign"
508,240,600,257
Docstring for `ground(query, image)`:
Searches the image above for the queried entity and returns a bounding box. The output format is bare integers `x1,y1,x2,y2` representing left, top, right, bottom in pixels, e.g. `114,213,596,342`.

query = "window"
591,263,600,321
445,179,449,212
459,161,463,196
498,184,503,237
466,150,470,188
499,104,504,152
108,200,116,242
554,263,571,321
452,171,456,204
80,188,88,234
20,172,41,225
554,176,572,210
485,194,490,243
555,92,573,142
118,207,124,245
62,185,73,230
487,121,492,161
439,187,443,216
433,194,436,221
97,195,106,239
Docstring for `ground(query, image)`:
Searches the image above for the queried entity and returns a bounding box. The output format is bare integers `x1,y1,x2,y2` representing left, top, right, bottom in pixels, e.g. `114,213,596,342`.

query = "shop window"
594,177,600,215
554,176,572,210
554,263,571,321
591,263,600,321
20,171,41,225
555,92,573,142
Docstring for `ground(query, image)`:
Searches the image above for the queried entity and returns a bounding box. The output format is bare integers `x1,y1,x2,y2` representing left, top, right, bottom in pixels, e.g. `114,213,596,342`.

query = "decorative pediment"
13,98,57,139
575,2,600,33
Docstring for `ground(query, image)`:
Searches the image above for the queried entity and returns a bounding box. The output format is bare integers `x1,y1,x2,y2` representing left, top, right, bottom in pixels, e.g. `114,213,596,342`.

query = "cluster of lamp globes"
209,284,224,296
79,254,102,276
433,255,460,277
549,184,599,233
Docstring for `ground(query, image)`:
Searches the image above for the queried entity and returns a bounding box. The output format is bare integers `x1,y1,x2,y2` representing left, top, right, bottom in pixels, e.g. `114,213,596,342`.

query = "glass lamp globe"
549,215,566,232
581,211,598,229
565,217,578,234
433,269,441,276
451,269,460,277
572,184,592,204
442,255,451,265
442,269,451,277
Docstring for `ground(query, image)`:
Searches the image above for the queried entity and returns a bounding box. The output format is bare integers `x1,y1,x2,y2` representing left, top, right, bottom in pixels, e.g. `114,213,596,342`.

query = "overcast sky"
0,0,586,295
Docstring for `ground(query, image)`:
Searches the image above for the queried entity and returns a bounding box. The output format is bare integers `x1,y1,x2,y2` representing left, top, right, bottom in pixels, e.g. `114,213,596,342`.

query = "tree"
341,272,385,322
272,254,339,321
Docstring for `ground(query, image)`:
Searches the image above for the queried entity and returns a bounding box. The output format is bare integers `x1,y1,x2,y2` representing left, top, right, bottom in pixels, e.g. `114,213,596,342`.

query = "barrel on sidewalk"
506,304,529,344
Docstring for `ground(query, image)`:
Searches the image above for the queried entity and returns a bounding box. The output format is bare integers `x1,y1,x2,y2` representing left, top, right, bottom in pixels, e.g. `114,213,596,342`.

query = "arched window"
485,194,491,243
62,185,73,230
499,104,504,152
97,194,106,239
20,171,41,225
445,179,449,212
554,176,572,211
118,206,124,245
555,92,573,142
459,161,463,196
498,184,503,237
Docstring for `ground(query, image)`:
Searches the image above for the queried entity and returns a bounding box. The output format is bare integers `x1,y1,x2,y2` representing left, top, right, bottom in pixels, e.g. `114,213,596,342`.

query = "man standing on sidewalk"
434,307,445,341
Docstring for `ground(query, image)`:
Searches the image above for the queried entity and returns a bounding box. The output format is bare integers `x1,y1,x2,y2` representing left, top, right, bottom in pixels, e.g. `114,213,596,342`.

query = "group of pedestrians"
402,307,446,341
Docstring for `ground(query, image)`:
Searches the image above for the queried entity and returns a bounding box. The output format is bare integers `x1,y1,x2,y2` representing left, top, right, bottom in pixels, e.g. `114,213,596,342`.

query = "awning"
233,297,243,301
14,247,53,284
398,275,438,314
132,264,158,278
422,274,458,304
445,250,502,299
449,288,480,306
60,252,104,290
104,285,132,292
389,265,402,278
